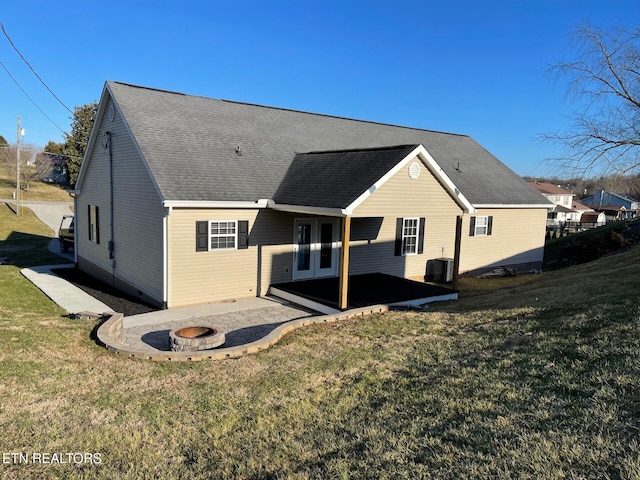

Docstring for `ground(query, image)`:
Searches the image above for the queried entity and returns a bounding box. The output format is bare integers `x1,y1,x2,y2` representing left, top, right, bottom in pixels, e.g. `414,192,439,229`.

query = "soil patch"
51,267,159,316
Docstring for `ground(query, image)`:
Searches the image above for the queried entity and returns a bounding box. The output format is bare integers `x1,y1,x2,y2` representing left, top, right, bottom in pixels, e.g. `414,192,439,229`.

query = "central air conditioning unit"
434,257,454,283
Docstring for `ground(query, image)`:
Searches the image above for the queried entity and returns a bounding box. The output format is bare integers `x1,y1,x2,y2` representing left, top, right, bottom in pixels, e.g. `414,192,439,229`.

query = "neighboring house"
73,82,551,310
528,181,605,230
573,200,606,227
37,152,69,185
581,190,640,220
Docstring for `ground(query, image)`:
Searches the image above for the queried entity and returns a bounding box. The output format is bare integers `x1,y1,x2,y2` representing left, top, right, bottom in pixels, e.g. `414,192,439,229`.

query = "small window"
210,221,237,250
474,216,489,236
88,205,99,244
196,220,249,252
402,217,419,255
469,216,493,237
395,217,425,256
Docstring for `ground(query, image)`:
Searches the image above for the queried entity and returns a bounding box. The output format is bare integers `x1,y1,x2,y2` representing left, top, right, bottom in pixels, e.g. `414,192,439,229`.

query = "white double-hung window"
469,216,493,237
195,220,249,252
402,217,419,255
394,217,425,256
209,220,237,250
474,216,489,236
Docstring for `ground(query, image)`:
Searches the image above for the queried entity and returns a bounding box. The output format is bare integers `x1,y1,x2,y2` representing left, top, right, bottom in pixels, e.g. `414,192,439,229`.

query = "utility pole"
16,117,21,216
15,117,26,215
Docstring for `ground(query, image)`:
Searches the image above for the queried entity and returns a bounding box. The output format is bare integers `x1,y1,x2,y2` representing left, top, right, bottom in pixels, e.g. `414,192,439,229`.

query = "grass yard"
1,210,639,479
0,203,72,268
0,165,72,203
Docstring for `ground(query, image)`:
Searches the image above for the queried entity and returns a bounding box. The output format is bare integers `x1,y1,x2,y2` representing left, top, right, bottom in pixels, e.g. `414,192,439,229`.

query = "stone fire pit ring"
169,326,225,352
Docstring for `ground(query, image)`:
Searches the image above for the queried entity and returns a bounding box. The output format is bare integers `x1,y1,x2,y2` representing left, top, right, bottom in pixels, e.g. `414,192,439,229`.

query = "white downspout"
163,206,171,309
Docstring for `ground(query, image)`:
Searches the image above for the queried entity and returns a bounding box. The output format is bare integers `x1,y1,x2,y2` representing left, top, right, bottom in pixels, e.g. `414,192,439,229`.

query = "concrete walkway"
21,265,114,314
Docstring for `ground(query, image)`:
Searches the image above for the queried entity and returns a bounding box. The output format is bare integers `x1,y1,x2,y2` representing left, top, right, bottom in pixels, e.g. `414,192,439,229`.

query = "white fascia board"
474,204,555,209
75,83,110,190
76,82,166,206
345,144,475,215
269,202,347,217
105,85,166,204
163,200,269,209
162,210,169,307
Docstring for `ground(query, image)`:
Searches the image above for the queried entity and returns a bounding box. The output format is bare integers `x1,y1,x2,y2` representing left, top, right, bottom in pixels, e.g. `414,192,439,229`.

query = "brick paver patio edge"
96,305,390,361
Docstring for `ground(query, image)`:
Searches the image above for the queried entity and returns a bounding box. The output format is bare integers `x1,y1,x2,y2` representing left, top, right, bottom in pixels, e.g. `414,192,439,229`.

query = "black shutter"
238,220,249,249
417,217,426,254
88,205,91,240
95,206,100,245
196,221,208,252
469,216,476,237
487,216,493,236
394,218,403,256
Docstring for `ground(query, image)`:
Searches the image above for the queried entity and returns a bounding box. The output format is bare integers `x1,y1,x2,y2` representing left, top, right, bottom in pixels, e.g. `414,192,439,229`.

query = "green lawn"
0,165,72,203
1,209,639,479
0,203,72,268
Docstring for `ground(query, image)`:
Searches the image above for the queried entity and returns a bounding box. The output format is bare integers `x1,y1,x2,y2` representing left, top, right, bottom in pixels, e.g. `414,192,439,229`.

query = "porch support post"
339,216,351,310
452,215,463,290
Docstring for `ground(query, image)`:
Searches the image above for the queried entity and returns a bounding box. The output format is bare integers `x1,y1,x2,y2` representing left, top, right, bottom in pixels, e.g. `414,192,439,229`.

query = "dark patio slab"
272,273,457,310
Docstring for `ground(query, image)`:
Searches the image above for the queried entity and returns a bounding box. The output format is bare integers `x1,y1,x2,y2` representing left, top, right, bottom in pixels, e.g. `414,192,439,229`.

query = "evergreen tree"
62,102,98,185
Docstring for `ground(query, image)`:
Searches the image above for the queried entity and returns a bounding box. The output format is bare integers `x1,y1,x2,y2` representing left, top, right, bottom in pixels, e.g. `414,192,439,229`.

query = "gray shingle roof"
106,81,548,206
274,145,419,209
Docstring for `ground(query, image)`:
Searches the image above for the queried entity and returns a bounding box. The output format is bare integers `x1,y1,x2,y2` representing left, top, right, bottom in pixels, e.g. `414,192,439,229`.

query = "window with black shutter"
195,221,208,252
195,220,249,251
395,217,426,256
469,216,493,236
237,220,249,249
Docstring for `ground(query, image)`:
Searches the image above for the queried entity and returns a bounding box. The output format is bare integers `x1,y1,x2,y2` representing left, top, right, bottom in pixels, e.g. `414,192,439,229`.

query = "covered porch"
268,144,469,312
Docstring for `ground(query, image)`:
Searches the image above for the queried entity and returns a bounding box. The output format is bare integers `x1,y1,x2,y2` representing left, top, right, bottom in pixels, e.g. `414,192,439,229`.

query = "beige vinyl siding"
76,96,119,286
77,95,165,305
351,156,463,281
169,208,336,307
459,208,547,273
169,209,260,307
251,210,299,295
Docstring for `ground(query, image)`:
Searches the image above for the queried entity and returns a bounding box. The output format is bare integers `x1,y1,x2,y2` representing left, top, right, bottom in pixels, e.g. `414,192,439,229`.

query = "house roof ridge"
109,81,470,138
101,80,548,206
219,98,470,138
110,81,187,97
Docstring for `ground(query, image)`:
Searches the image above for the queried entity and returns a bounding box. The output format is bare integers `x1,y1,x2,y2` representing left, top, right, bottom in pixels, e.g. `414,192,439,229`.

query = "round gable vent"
408,162,421,179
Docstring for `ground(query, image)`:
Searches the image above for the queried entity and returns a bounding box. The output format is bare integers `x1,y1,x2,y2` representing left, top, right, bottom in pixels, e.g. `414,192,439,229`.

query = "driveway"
2,199,74,261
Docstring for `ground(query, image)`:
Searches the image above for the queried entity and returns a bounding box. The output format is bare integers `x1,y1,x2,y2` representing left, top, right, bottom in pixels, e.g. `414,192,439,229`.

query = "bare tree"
21,149,53,191
0,142,50,191
546,23,640,176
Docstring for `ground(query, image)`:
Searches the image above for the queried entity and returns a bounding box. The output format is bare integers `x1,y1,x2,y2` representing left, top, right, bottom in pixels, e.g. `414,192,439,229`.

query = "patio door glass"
296,222,312,273
293,218,338,280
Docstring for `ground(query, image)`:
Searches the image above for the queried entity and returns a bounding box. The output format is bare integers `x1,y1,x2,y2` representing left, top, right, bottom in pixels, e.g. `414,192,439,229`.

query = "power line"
0,57,66,134
0,22,73,114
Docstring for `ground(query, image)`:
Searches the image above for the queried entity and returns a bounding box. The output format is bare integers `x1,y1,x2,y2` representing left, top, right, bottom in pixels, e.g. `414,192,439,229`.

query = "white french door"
293,218,339,280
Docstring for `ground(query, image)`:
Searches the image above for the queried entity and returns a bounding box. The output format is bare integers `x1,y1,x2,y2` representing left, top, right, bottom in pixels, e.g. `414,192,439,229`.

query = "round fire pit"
169,326,225,352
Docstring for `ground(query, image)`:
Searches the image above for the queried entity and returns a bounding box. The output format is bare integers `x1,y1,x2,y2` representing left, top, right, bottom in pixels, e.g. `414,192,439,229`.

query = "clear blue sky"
1,0,637,176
